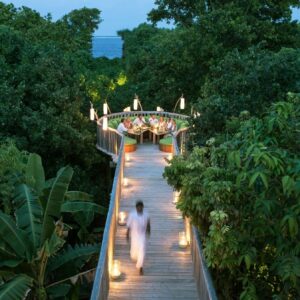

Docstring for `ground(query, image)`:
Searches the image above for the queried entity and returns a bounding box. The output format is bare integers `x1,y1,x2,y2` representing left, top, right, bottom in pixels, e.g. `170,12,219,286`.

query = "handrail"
90,137,125,300
102,110,189,120
172,131,218,300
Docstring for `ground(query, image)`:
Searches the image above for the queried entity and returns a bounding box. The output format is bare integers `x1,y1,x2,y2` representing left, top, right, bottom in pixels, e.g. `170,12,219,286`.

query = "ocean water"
92,36,123,59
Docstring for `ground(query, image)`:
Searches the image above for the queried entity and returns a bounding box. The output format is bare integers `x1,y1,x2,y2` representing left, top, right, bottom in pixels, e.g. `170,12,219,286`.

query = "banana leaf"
64,191,93,202
46,244,99,276
46,283,71,299
0,212,30,259
25,153,45,196
14,184,42,251
61,201,107,215
0,274,33,300
0,244,23,268
41,166,74,243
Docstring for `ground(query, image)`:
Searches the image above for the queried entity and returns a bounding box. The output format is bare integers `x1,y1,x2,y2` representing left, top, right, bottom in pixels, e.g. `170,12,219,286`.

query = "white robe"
127,211,149,269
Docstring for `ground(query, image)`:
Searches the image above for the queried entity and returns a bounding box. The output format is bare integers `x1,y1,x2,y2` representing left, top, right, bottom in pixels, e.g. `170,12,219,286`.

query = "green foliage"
0,150,101,299
164,99,300,299
0,274,33,300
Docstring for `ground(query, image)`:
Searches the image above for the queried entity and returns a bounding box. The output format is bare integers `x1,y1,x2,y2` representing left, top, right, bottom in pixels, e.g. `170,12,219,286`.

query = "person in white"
126,201,150,275
149,114,159,127
133,115,146,127
117,118,128,134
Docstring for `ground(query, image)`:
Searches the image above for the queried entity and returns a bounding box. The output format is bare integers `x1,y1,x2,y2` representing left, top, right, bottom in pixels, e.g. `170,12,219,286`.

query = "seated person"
167,118,177,132
158,116,166,131
149,114,159,127
117,118,128,135
125,117,132,129
133,114,146,127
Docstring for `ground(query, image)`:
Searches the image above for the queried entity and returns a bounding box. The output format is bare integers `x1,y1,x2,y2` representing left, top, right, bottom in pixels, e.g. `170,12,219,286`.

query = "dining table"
149,128,168,144
127,126,150,144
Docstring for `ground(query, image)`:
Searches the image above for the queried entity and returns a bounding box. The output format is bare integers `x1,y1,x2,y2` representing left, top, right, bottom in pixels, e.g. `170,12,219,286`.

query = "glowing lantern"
90,106,95,121
173,191,180,204
133,96,138,110
180,96,185,110
178,231,188,248
156,106,161,112
103,103,108,115
102,116,108,131
126,154,130,162
168,153,173,160
111,260,121,279
123,177,128,187
118,211,127,226
123,106,131,112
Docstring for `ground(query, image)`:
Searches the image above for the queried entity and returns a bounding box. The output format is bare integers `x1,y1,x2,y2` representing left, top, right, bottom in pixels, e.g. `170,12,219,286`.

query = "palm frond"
0,274,33,300
46,283,71,299
0,244,23,268
41,166,74,243
0,212,30,259
25,153,45,196
64,191,93,202
46,244,99,275
14,184,42,251
61,201,107,215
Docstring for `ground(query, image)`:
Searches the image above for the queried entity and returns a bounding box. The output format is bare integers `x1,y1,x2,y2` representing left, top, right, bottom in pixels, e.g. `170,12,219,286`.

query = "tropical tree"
0,152,106,299
164,96,300,299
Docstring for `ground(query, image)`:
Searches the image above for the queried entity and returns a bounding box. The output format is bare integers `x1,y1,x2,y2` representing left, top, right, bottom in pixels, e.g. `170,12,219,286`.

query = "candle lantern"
123,177,128,187
133,96,138,110
90,106,95,121
180,96,185,110
173,191,180,204
168,153,173,160
118,211,127,226
103,103,108,115
111,260,121,279
126,154,130,162
178,231,188,249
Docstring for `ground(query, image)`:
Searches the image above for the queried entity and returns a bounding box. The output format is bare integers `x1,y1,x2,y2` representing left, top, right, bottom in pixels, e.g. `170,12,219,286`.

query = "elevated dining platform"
91,111,217,300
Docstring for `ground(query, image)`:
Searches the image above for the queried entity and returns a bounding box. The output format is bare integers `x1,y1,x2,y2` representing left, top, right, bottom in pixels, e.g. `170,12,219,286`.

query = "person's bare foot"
139,267,144,275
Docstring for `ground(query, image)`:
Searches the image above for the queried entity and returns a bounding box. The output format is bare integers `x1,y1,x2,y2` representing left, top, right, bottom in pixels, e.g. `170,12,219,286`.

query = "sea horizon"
92,36,123,59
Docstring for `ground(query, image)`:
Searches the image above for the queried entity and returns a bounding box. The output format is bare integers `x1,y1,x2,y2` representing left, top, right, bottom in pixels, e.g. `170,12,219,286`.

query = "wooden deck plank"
108,144,199,300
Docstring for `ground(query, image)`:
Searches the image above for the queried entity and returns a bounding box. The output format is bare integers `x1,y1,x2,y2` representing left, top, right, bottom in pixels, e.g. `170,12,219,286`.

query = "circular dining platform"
96,111,189,157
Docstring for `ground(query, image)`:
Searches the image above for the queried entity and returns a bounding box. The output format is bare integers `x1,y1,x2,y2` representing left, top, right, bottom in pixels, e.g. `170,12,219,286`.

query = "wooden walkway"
108,144,199,300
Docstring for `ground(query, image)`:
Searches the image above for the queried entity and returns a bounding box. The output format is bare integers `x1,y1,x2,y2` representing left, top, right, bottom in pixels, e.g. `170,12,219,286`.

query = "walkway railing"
172,131,218,300
91,138,125,300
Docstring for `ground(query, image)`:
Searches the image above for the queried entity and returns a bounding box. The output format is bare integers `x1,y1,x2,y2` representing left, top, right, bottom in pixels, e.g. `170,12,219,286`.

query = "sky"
2,0,300,36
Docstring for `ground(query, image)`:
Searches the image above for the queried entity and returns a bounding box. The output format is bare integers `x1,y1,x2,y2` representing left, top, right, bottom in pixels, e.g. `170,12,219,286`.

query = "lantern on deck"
178,231,188,248
118,211,127,226
168,153,173,160
126,154,130,162
123,177,128,187
173,191,180,204
111,260,121,279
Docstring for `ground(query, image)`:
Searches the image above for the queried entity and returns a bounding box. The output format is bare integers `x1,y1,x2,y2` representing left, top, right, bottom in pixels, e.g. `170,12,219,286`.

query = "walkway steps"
108,144,199,300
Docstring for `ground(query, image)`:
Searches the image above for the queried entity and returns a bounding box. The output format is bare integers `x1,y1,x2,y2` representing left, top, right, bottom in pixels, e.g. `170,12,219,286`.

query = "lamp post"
133,94,143,111
173,94,186,112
